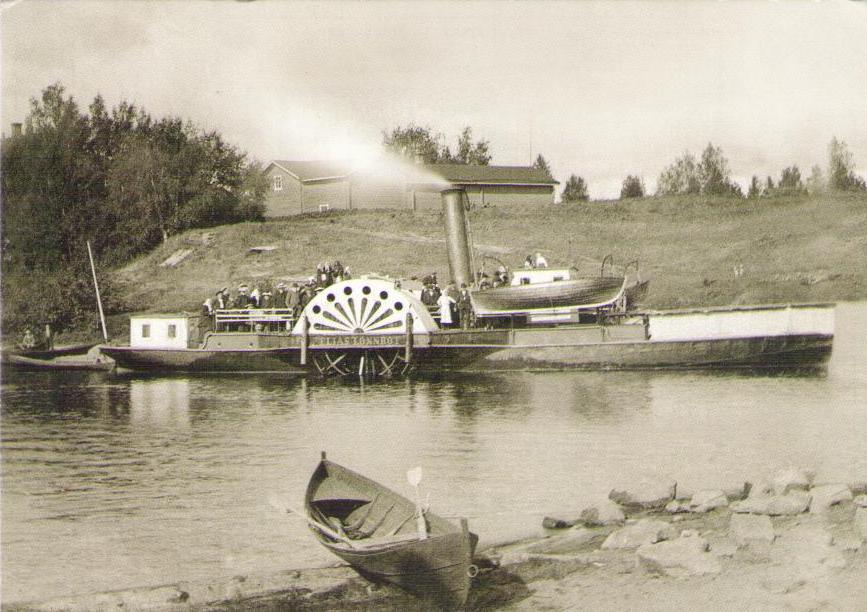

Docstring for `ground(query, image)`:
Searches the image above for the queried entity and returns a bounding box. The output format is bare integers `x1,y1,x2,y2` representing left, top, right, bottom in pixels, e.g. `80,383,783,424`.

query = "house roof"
266,159,558,186
267,160,355,182
423,164,559,185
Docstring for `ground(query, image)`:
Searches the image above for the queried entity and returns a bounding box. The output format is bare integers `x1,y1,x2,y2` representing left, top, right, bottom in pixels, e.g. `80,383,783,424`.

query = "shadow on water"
2,363,830,430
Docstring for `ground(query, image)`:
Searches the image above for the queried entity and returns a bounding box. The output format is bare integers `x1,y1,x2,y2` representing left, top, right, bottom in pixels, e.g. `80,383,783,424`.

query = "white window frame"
273,175,283,191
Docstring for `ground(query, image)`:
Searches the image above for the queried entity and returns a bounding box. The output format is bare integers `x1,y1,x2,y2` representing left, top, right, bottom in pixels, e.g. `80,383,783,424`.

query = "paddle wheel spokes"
312,351,350,377
373,350,414,378
310,349,415,379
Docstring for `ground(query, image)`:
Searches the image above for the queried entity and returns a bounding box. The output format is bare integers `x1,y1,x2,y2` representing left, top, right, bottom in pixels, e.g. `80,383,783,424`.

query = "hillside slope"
113,193,867,316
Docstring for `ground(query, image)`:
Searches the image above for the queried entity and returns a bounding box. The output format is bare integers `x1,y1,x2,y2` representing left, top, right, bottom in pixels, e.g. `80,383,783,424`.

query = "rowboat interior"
306,461,461,549
304,456,478,609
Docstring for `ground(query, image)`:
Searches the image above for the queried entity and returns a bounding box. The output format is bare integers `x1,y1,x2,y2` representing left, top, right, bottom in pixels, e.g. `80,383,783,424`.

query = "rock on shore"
809,483,853,513
601,518,677,549
609,479,676,510
637,530,721,577
730,513,775,545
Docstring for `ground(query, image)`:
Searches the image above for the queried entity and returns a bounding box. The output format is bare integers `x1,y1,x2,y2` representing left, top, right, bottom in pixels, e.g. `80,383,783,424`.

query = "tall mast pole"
87,241,109,341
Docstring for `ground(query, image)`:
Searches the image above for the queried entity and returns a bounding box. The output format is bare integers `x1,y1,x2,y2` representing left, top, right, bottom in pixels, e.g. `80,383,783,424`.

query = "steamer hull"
463,302,836,371
100,345,304,373
477,332,834,371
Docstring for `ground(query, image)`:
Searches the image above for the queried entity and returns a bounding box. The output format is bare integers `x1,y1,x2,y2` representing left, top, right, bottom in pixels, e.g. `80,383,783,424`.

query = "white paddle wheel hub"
292,279,438,335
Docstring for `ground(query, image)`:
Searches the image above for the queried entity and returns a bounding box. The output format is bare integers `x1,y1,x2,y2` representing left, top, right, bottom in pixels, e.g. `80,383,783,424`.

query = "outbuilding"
409,164,559,210
262,159,558,218
263,160,355,217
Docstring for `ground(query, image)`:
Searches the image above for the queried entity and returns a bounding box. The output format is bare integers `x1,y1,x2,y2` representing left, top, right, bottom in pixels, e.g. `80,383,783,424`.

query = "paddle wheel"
308,348,413,378
293,279,438,378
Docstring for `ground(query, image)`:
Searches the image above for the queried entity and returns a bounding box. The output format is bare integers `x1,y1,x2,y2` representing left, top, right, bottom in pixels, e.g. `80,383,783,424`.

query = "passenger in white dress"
437,293,456,328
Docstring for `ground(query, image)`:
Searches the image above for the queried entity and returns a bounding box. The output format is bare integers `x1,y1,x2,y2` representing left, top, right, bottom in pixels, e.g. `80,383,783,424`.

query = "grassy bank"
112,192,866,318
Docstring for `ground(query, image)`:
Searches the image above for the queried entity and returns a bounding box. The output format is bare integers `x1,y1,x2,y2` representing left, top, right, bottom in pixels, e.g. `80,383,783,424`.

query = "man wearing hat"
275,282,288,309
215,288,228,310
233,284,250,309
458,283,473,329
299,280,316,311
288,283,302,319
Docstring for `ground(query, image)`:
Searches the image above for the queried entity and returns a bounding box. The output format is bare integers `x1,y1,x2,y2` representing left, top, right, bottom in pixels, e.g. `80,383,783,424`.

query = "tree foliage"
561,174,588,202
620,175,645,199
747,175,761,199
699,144,734,195
382,124,443,164
533,154,553,179
827,137,866,191
656,144,741,197
451,127,492,165
778,165,804,193
0,83,267,334
806,165,826,195
656,152,700,195
382,124,491,165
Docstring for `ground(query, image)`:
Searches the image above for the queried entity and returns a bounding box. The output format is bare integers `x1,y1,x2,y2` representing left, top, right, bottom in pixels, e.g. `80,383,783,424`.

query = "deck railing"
214,308,295,332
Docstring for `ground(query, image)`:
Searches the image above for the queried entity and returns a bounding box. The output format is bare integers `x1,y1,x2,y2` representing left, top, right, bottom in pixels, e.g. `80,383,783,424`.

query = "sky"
2,0,866,199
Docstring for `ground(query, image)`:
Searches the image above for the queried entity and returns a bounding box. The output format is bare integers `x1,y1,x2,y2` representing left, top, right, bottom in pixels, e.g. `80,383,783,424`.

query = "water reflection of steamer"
129,379,191,429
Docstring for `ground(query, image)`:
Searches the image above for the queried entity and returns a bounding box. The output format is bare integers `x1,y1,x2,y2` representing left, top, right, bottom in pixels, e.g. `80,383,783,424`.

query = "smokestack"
11,123,22,137
441,188,474,288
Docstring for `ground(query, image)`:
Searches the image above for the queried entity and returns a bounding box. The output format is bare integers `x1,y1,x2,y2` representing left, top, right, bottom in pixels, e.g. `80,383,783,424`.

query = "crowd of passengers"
201,253,547,331
201,261,351,321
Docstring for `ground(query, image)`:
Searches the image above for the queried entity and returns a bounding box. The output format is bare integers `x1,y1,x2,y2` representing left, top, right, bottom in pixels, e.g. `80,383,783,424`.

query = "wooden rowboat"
304,453,478,609
2,353,114,371
6,342,100,360
471,275,626,316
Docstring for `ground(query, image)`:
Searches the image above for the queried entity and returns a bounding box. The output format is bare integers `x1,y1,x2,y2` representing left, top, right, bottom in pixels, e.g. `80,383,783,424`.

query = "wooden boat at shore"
4,342,100,361
2,353,114,371
2,342,113,371
304,453,478,609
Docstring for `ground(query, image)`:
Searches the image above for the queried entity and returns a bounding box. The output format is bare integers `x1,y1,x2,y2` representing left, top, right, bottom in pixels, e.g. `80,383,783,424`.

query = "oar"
284,505,359,549
406,466,428,540
387,511,417,537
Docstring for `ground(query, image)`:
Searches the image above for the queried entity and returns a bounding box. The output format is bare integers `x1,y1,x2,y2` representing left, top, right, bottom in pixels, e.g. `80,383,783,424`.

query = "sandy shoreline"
6,470,866,611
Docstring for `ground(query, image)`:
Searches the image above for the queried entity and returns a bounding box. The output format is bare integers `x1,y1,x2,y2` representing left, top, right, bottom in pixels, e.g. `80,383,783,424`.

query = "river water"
2,302,866,604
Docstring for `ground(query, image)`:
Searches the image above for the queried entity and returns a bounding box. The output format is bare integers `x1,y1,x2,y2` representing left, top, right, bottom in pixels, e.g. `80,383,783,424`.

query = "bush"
561,174,589,202
620,175,645,199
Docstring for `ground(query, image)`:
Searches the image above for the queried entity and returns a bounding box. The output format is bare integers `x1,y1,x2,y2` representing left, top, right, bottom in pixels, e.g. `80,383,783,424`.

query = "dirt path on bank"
340,226,606,267
340,226,513,255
